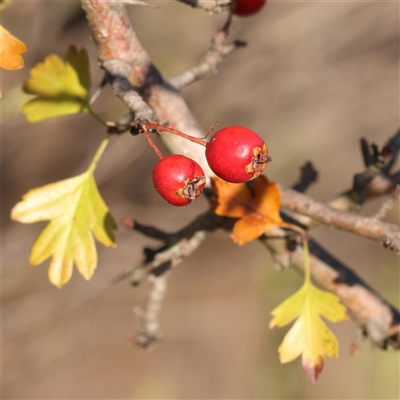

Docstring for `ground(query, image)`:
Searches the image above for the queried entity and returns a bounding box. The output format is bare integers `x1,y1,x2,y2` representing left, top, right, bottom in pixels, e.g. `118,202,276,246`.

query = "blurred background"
2,1,399,398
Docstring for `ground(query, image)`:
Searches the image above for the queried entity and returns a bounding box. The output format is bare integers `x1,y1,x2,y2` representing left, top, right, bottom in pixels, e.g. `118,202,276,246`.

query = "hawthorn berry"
231,0,266,16
152,155,206,206
205,126,270,183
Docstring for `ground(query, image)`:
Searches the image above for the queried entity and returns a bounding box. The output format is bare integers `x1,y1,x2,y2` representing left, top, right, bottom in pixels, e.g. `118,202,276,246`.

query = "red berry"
152,155,206,206
205,126,270,183
231,0,266,16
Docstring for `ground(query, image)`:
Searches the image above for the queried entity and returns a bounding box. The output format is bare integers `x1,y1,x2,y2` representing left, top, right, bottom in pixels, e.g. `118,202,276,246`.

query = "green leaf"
21,45,91,122
11,139,116,287
270,282,348,384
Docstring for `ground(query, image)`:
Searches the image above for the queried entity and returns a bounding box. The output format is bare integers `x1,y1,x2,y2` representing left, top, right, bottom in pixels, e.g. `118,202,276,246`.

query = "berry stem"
204,120,221,139
143,122,208,147
142,123,165,160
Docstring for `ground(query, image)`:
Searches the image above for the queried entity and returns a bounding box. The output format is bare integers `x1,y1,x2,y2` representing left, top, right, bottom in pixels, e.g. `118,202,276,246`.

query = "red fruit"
205,126,270,183
231,0,266,16
152,155,206,206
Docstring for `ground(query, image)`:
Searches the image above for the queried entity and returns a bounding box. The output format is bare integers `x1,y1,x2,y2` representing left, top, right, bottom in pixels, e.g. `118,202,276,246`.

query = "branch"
330,130,400,211
345,138,391,206
169,22,246,90
118,211,231,287
121,211,400,349
82,0,214,175
280,187,400,252
134,275,168,348
285,132,400,228
116,212,230,347
102,62,155,122
83,0,400,351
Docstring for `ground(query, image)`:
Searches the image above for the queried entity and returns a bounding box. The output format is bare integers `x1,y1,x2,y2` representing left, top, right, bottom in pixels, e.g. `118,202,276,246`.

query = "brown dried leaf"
211,176,287,245
0,25,27,70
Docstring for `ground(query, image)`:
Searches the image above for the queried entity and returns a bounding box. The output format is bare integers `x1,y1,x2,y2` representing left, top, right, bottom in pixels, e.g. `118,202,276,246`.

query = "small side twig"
134,275,168,348
330,130,400,211
118,211,231,288
168,25,246,90
381,128,400,175
123,218,173,242
347,138,393,206
123,211,231,347
280,187,400,252
291,161,319,194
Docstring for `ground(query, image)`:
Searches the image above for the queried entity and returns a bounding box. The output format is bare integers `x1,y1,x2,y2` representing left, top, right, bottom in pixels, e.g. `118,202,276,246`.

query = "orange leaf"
211,176,289,245
0,26,27,70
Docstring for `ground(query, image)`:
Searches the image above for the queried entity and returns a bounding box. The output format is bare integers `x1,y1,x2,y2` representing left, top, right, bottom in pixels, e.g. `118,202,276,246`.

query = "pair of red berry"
152,125,270,206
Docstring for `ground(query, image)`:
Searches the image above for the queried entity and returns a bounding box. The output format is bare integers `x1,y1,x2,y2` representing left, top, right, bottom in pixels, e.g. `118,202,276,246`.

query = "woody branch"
81,0,399,347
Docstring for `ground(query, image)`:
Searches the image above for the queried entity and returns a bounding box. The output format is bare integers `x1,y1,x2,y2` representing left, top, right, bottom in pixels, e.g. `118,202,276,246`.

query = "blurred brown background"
2,1,399,399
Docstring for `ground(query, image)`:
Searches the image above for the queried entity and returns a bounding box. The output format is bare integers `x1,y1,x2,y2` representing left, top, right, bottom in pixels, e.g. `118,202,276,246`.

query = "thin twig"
280,187,400,252
291,161,319,194
135,275,168,348
169,25,246,90
330,130,400,211
345,138,393,206
381,128,400,175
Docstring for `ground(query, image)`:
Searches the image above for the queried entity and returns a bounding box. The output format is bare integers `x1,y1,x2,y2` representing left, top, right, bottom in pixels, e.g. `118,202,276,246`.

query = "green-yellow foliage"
21,45,91,122
270,241,348,384
11,139,116,287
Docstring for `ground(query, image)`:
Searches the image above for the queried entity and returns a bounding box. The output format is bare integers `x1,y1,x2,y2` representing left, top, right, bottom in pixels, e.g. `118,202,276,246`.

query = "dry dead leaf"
0,25,27,70
211,176,295,245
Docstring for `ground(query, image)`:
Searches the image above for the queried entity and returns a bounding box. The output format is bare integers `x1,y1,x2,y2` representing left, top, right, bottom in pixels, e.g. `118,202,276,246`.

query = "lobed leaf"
21,45,91,122
11,140,116,287
270,282,348,384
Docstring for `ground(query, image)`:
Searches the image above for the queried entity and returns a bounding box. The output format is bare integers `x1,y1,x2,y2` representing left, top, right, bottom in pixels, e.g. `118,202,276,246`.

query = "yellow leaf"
0,25,27,70
270,282,348,384
21,45,91,122
11,139,116,287
211,176,296,245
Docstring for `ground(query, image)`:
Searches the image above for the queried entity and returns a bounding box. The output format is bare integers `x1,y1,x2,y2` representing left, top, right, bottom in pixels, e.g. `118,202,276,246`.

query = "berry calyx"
231,0,266,16
205,126,270,183
152,155,206,206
